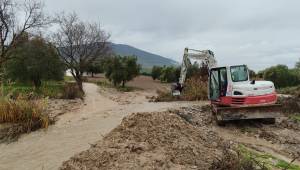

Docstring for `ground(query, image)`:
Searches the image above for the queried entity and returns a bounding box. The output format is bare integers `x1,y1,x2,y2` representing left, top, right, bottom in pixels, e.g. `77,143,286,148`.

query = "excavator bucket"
212,104,282,124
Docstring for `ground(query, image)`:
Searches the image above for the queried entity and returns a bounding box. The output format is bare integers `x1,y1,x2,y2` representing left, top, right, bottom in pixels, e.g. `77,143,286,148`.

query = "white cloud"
43,0,300,71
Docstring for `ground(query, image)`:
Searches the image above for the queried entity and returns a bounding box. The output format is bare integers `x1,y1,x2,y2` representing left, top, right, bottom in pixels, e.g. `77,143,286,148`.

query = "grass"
238,144,300,170
0,98,49,127
1,81,64,99
290,115,300,122
0,97,53,143
64,76,75,82
0,81,83,99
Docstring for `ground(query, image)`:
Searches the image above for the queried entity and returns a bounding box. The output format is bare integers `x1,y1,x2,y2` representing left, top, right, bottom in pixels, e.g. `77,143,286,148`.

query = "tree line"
151,60,300,89
257,62,300,88
151,62,208,83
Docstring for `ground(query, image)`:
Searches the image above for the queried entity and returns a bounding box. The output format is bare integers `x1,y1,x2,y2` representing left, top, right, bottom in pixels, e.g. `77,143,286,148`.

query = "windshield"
230,65,249,82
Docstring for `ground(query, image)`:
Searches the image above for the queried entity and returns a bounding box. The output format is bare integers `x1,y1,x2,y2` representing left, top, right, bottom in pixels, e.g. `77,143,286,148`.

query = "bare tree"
0,0,49,65
53,13,110,93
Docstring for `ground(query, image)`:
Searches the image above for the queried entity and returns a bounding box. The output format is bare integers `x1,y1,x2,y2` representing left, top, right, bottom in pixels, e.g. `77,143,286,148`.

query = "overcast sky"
44,0,300,71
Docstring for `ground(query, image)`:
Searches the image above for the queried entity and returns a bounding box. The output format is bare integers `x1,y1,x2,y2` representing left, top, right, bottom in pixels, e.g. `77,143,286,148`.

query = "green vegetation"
151,66,163,80
4,34,65,88
0,98,50,128
0,97,53,143
154,77,208,102
261,65,300,88
151,62,208,83
238,145,300,170
159,66,181,83
154,62,209,102
85,62,104,77
104,55,141,87
290,115,300,122
64,76,75,82
1,81,83,99
296,59,300,69
151,65,180,83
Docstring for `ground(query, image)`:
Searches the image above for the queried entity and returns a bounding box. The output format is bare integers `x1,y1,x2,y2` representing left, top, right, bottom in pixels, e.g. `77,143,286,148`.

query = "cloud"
43,0,300,71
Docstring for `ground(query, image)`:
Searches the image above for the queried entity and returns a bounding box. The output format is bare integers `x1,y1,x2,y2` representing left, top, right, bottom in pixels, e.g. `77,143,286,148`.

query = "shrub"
4,35,65,88
0,97,53,142
0,97,54,142
182,78,208,100
159,66,181,83
151,66,163,80
154,76,208,102
263,65,300,88
61,82,84,99
1,81,84,100
104,55,141,87
210,146,257,170
0,98,49,127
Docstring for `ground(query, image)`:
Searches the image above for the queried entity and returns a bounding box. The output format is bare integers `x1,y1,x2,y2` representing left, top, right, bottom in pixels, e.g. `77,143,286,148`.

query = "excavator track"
212,104,282,125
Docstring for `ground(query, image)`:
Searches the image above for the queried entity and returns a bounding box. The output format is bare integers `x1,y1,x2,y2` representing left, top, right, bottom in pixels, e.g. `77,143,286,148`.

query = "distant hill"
111,43,178,68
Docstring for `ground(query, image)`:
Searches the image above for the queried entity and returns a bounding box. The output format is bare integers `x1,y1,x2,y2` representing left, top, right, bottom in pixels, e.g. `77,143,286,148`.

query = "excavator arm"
173,48,217,95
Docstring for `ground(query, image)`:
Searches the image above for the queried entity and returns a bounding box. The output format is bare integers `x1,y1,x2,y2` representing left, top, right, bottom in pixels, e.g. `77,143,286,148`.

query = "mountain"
111,43,178,68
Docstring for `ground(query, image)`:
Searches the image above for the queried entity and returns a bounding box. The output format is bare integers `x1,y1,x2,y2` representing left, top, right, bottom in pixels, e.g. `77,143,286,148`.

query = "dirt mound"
60,111,225,170
278,96,300,114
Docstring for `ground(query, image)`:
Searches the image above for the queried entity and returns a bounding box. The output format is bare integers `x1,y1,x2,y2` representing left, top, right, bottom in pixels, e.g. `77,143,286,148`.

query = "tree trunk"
122,80,125,87
33,77,41,89
91,72,94,77
76,78,84,93
71,69,85,94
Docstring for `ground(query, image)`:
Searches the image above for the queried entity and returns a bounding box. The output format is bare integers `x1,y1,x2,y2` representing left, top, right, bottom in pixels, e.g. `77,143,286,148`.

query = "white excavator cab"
209,65,250,101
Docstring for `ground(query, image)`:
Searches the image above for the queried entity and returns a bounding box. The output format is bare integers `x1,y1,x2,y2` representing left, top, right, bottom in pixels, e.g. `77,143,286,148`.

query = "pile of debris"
60,110,226,170
278,96,300,114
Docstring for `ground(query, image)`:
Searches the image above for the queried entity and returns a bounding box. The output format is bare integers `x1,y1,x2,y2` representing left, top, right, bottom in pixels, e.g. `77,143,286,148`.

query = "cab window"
230,65,249,82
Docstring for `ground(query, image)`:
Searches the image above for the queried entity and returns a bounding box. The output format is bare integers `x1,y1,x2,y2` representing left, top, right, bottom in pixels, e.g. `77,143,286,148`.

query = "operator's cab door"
209,67,227,101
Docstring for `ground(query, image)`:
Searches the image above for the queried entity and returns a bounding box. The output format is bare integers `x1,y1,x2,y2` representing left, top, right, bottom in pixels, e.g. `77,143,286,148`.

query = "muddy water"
0,83,198,170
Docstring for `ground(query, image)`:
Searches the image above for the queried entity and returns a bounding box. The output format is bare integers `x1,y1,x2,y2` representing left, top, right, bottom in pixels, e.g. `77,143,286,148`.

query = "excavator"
172,48,281,125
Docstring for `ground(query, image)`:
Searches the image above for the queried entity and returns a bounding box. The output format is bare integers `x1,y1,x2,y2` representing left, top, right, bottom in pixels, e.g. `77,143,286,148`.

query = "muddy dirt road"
0,83,200,170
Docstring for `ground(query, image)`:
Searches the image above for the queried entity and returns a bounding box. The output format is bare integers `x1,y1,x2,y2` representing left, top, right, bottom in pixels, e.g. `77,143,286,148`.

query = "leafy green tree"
151,66,163,80
257,70,264,79
104,55,141,87
86,62,103,77
263,65,300,88
5,35,65,88
296,58,300,69
248,69,256,80
159,66,180,83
